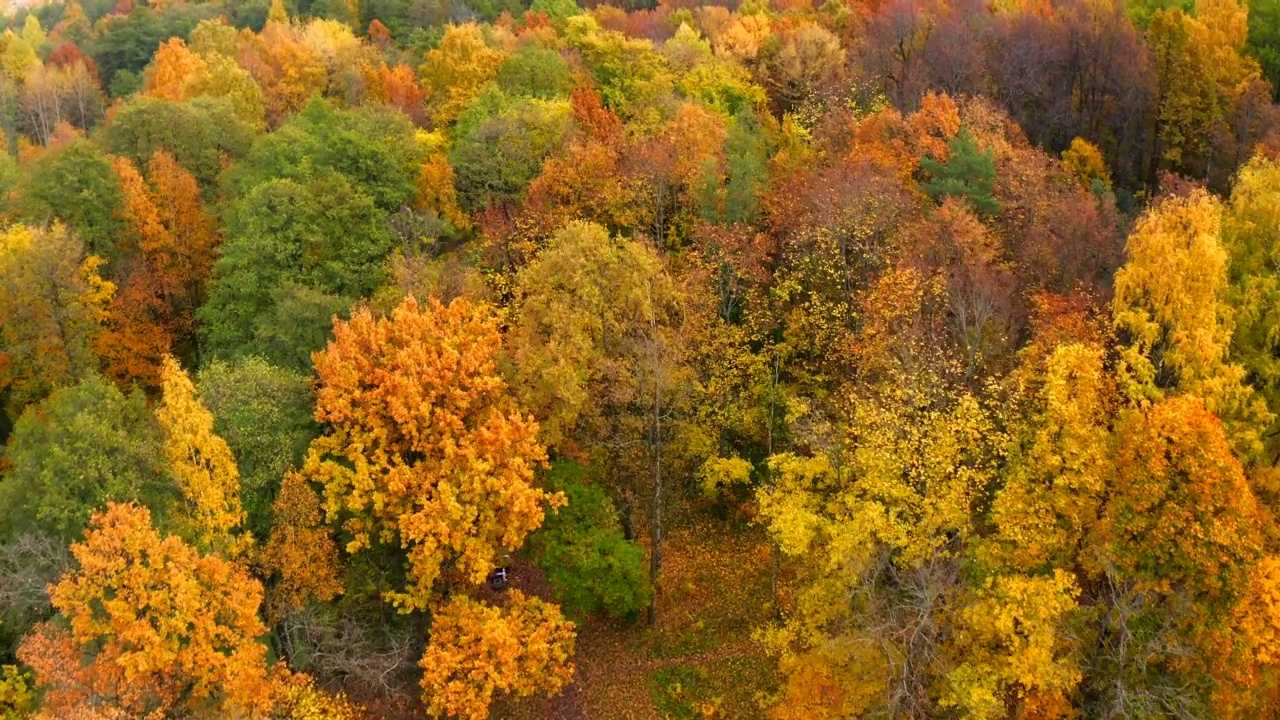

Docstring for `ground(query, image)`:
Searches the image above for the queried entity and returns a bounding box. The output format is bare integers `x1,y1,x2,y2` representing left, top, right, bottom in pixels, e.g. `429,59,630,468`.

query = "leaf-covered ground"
497,519,782,719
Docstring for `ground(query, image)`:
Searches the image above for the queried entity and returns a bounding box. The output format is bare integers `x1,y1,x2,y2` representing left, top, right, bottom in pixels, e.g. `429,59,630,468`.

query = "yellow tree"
987,342,1116,572
754,263,1005,718
1112,189,1271,459
507,221,699,623
1224,154,1280,463
0,223,112,419
156,355,248,555
414,150,470,231
943,571,1083,720
419,593,575,720
259,471,343,621
758,391,1003,718
419,23,504,126
144,39,206,101
1146,0,1259,176
182,54,266,130
301,296,571,717
16,503,270,718
303,296,560,611
1060,137,1111,190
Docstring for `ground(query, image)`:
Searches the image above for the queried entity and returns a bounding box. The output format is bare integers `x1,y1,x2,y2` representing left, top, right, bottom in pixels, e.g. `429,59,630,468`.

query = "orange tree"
300,296,574,718
17,503,271,718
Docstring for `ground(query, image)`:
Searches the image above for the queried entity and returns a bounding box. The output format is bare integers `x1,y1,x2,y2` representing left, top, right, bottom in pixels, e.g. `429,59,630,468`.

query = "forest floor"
494,517,783,720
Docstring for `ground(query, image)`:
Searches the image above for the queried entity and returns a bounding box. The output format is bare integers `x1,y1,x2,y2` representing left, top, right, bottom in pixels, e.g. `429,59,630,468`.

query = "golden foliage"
303,296,560,611
944,571,1082,720
156,355,248,555
17,503,270,718
269,669,365,720
414,152,470,231
988,343,1114,571
419,24,504,125
0,223,112,412
1113,189,1271,457
143,39,204,101
419,592,575,720
1060,137,1111,189
260,472,343,621
0,662,34,720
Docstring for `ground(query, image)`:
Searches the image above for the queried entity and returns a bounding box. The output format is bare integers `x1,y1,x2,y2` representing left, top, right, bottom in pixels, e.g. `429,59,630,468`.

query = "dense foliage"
3,0,1280,716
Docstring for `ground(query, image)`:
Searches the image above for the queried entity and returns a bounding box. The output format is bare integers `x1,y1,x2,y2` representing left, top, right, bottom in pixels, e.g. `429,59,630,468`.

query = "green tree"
222,99,420,212
198,356,318,540
920,127,1000,217
526,463,651,619
7,141,123,259
1247,0,1280,97
198,172,391,367
496,43,573,100
449,92,572,211
89,5,216,90
0,374,170,545
95,96,255,190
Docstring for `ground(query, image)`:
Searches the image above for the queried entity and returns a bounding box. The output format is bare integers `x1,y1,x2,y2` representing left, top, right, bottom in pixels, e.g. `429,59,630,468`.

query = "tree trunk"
766,353,781,619
647,365,663,628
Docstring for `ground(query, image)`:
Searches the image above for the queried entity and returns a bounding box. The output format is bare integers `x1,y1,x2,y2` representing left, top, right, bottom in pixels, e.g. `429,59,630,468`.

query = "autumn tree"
259,472,342,622
92,260,172,391
1061,136,1112,190
419,593,575,720
1112,188,1271,458
236,22,327,125
1081,395,1268,717
758,20,845,114
1223,153,1280,460
1147,0,1262,180
19,61,104,145
143,38,204,100
943,571,1082,720
156,356,247,555
300,296,572,715
986,342,1115,574
0,223,112,422
419,23,505,126
304,295,557,610
17,503,271,718
757,263,999,718
366,63,427,126
114,150,220,346
508,221,699,624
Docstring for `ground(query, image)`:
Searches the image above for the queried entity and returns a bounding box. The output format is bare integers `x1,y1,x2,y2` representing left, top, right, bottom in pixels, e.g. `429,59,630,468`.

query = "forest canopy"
3,0,1280,717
